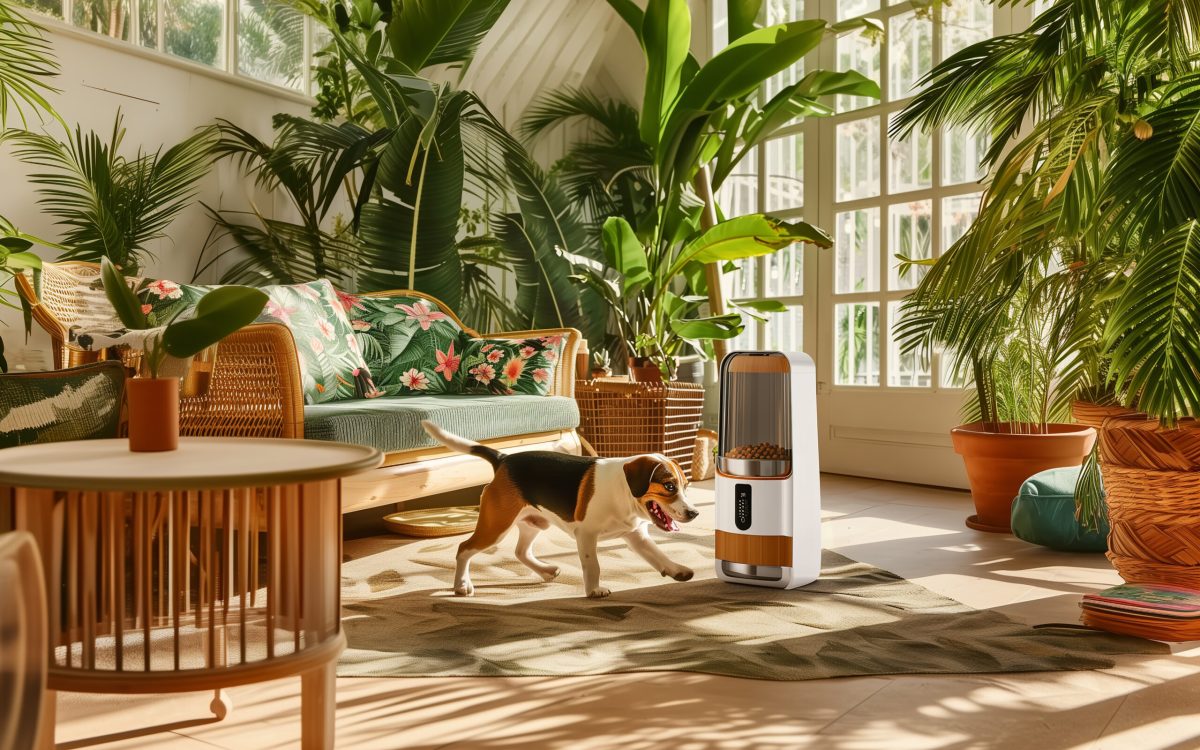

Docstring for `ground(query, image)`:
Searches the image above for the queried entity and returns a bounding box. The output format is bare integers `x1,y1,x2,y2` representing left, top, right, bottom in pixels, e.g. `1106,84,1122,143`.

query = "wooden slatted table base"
1,438,382,750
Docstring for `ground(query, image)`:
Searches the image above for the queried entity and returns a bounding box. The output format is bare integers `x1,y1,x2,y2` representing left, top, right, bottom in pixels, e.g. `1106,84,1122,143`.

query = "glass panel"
835,208,880,293
941,350,971,388
836,30,880,111
720,353,792,465
765,134,803,211
74,0,132,40
723,258,758,301
766,0,804,23
837,0,878,20
765,304,803,353
140,0,157,49
728,321,757,354
889,301,931,387
835,302,880,385
836,117,880,201
942,0,992,58
14,0,62,17
164,0,224,67
238,0,304,89
888,128,932,193
943,125,989,184
310,22,332,97
765,243,804,297
888,200,931,291
888,11,932,100
716,146,759,218
711,0,728,51
942,192,981,251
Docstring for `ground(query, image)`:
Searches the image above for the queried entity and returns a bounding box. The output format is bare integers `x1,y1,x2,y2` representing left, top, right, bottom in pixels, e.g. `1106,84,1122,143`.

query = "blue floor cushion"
1010,466,1109,553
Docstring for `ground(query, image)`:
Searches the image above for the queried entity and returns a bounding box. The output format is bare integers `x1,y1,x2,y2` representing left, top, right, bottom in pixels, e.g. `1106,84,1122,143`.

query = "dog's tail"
420,420,502,469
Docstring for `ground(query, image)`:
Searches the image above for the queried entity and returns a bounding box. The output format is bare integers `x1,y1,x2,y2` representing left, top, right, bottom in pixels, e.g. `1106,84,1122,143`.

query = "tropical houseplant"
892,0,1200,547
544,0,879,379
99,258,267,451
0,0,60,371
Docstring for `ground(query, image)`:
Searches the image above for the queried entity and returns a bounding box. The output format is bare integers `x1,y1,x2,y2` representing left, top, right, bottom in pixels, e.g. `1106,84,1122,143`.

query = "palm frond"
0,0,61,129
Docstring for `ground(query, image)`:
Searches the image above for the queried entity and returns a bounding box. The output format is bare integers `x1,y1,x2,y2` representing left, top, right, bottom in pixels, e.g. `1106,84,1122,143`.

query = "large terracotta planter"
628,357,664,383
127,376,180,452
951,422,1097,533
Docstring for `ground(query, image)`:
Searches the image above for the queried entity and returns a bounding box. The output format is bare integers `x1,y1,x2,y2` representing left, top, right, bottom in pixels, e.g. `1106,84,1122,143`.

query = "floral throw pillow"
139,278,377,404
460,335,564,396
344,292,464,396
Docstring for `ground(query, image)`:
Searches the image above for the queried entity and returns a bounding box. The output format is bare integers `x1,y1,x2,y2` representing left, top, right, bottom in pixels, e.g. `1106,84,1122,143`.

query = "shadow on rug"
338,529,1166,680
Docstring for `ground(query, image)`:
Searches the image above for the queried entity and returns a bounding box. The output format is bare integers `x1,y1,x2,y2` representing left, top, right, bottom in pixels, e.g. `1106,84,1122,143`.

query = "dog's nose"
685,508,700,521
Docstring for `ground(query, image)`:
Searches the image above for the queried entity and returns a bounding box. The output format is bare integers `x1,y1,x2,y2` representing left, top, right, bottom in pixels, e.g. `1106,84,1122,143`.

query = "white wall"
0,21,311,368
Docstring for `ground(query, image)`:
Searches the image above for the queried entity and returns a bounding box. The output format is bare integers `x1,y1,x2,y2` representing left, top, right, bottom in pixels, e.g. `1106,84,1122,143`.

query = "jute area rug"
337,515,1164,680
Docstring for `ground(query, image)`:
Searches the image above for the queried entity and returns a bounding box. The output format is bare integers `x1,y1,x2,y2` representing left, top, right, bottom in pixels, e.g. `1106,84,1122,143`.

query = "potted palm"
893,1,1200,557
534,0,878,380
99,259,267,451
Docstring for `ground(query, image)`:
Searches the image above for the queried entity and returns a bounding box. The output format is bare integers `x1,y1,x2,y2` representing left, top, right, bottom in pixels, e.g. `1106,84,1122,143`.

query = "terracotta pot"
591,367,612,379
628,357,663,383
951,422,1096,533
127,377,180,452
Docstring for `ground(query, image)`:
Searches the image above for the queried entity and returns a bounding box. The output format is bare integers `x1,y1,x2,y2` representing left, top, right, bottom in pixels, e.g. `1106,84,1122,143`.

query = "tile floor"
54,474,1200,750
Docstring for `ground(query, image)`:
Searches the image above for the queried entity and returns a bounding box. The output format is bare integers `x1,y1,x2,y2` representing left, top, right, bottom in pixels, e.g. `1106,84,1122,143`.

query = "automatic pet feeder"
715,351,821,589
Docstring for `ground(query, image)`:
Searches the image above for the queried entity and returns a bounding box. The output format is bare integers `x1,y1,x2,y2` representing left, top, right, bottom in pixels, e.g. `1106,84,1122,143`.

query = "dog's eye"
664,482,676,492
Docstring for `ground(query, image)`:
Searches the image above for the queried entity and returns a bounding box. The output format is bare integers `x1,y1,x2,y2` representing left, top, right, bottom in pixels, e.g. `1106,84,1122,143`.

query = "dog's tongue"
667,518,679,532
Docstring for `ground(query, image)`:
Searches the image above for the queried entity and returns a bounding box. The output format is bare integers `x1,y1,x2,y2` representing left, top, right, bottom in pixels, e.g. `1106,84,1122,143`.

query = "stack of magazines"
1082,583,1200,641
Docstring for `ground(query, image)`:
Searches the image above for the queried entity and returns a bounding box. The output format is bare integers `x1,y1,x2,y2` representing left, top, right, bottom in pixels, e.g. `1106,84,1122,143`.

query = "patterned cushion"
460,335,564,396
140,278,377,405
0,362,125,448
304,394,580,454
344,292,464,396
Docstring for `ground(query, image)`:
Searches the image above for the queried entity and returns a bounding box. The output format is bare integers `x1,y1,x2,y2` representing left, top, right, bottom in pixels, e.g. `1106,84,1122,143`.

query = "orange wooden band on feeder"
715,530,793,567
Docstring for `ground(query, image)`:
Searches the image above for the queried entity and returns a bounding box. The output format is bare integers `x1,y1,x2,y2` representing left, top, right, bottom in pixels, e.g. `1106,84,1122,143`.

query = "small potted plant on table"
100,258,267,451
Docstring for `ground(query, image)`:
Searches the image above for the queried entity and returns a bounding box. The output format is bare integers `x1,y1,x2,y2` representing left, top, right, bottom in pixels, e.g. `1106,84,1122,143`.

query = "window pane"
164,0,223,67
766,305,804,353
711,0,728,51
16,0,62,18
942,193,981,251
724,258,757,301
835,302,880,385
836,30,880,111
239,0,304,89
888,128,932,193
943,125,989,184
837,0,878,20
765,134,803,211
889,301,931,387
888,11,932,100
140,0,157,49
765,243,804,297
942,0,992,58
941,349,971,388
764,0,805,102
835,208,880,294
716,146,758,218
729,321,757,354
836,117,880,201
888,200,931,291
74,0,132,40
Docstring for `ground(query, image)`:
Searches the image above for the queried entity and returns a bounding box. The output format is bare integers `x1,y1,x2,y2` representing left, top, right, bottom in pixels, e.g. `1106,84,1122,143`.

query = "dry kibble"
726,442,790,461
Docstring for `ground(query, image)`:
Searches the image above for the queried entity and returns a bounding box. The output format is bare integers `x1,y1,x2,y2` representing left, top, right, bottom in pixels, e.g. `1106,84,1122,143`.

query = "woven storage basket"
575,380,705,473
1098,413,1200,587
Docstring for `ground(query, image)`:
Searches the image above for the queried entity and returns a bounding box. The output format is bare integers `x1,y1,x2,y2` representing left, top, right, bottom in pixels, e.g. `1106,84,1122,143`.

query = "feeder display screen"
735,484,752,530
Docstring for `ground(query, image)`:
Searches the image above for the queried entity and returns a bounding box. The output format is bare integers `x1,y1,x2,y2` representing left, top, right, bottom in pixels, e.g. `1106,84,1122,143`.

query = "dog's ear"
623,456,662,497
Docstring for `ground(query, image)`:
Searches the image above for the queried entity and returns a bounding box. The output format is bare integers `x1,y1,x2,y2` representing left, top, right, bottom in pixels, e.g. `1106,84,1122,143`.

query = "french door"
715,0,1030,487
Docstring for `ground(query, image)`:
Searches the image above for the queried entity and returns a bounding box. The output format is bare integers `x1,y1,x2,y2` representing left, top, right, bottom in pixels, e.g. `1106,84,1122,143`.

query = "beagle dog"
421,420,700,598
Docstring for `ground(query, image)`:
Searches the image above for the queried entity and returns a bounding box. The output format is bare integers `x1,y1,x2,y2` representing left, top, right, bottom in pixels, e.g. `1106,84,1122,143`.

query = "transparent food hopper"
717,352,792,478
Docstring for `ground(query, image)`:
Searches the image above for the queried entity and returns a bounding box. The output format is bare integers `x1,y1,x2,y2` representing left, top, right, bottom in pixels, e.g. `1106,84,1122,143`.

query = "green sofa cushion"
303,394,580,454
0,362,124,448
1010,466,1109,553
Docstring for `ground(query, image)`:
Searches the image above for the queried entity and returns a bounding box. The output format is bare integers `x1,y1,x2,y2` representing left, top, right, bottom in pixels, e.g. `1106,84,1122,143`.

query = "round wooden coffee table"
1,437,382,750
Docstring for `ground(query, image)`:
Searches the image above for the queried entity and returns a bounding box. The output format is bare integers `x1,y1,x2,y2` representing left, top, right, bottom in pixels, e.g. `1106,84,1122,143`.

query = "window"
12,0,313,93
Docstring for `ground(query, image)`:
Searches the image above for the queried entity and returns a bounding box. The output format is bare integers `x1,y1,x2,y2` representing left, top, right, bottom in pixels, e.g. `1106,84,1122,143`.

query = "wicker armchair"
18,262,582,512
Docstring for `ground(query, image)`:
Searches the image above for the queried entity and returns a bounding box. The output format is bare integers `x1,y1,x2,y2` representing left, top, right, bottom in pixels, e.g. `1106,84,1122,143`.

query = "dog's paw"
586,586,611,599
667,567,694,582
454,581,475,597
537,566,561,582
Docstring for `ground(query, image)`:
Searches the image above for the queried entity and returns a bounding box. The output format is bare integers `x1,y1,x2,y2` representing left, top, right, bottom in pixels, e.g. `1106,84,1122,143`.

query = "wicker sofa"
17,261,583,513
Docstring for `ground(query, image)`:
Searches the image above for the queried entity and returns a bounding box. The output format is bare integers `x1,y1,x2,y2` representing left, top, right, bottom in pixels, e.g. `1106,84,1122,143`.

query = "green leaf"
2,251,41,270
735,298,788,313
161,286,269,359
601,216,651,289
0,236,33,253
727,0,761,41
386,0,507,73
669,214,831,278
639,0,691,147
670,314,744,340
100,257,148,330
